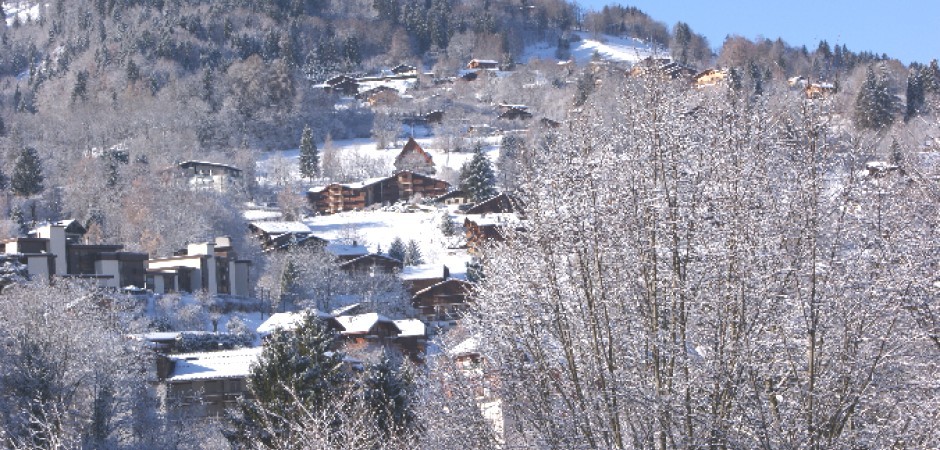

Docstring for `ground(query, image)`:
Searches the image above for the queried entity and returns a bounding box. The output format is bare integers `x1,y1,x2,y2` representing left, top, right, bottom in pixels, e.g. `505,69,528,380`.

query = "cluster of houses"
0,220,252,296
308,138,450,214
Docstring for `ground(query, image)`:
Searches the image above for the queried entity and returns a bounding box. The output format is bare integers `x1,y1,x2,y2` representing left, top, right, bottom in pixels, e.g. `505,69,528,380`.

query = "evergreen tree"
404,239,423,266
0,166,7,191
465,258,484,283
225,313,347,447
459,144,497,203
906,68,925,120
854,65,895,130
361,353,417,441
279,259,301,305
71,70,88,103
298,125,319,179
11,146,44,197
388,237,406,262
438,209,455,236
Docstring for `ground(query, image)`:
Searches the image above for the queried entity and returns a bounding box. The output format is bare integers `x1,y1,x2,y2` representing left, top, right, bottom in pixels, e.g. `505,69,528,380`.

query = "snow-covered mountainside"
523,31,661,65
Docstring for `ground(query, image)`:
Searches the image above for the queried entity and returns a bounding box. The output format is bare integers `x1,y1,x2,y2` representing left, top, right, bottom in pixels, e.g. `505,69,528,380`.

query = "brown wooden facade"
308,171,449,215
412,279,473,322
339,253,404,274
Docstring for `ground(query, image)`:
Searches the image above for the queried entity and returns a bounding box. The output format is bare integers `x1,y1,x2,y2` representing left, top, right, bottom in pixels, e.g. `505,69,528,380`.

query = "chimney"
443,265,450,279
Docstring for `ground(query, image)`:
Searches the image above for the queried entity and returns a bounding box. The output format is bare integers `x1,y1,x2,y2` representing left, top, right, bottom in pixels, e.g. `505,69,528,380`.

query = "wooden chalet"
432,189,474,206
465,193,525,215
308,171,449,214
248,221,314,251
424,110,444,124
339,253,404,275
412,278,473,322
391,64,418,75
630,57,696,81
693,68,729,88
356,85,400,106
467,59,499,70
324,75,360,95
177,161,243,193
464,213,525,253
498,107,532,120
394,137,436,174
805,82,836,99
401,264,451,295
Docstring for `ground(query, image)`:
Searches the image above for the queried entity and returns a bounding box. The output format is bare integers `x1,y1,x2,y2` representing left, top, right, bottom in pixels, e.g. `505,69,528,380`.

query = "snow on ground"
523,31,658,65
304,207,472,279
256,135,501,186
3,1,41,26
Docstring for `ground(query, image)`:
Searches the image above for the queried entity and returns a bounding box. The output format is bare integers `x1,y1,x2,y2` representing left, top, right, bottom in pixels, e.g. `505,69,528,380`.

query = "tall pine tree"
388,237,406,262
404,239,423,266
298,125,319,179
361,353,418,442
854,65,895,130
11,146,44,197
225,313,347,447
459,143,497,203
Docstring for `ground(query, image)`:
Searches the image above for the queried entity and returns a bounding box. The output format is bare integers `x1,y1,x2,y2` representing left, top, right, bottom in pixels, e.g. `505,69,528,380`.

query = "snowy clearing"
523,31,659,65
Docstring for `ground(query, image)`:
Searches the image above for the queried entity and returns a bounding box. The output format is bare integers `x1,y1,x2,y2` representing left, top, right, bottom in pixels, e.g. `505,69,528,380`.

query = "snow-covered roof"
326,242,370,258
471,59,499,64
400,264,446,281
464,213,524,227
393,319,426,338
167,347,263,382
448,337,480,357
256,310,331,336
250,221,311,235
334,313,394,335
413,278,472,297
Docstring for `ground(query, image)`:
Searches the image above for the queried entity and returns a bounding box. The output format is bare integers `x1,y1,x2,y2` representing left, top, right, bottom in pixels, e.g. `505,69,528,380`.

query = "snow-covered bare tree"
460,72,940,449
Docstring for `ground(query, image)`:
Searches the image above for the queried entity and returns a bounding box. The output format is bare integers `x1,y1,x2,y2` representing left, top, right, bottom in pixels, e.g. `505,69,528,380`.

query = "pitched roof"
395,138,434,165
413,278,473,298
167,347,263,382
334,313,399,335
338,253,404,268
249,221,311,235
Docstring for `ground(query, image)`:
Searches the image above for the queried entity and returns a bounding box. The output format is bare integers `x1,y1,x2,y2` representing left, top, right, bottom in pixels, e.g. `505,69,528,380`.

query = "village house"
355,85,400,106
326,240,370,262
247,221,321,252
401,264,450,295
693,68,729,88
497,104,532,120
156,346,363,417
394,137,436,175
467,59,499,70
805,82,837,99
464,213,526,254
146,237,251,297
465,192,525,215
157,347,260,417
411,278,472,323
338,253,404,275
307,170,450,215
391,64,418,76
322,74,360,95
432,189,474,206
257,310,426,361
177,161,243,193
2,222,148,289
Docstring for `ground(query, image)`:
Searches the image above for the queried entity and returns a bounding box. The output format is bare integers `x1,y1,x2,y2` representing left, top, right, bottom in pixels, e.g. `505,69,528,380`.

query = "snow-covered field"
304,207,472,279
523,31,659,65
256,135,502,185
3,1,41,26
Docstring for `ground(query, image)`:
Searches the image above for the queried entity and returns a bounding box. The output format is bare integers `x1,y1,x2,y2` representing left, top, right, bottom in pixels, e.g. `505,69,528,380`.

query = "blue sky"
576,1,939,65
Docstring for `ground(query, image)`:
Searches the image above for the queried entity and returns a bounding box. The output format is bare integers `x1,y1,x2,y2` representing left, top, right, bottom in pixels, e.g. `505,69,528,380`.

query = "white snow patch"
523,31,658,65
